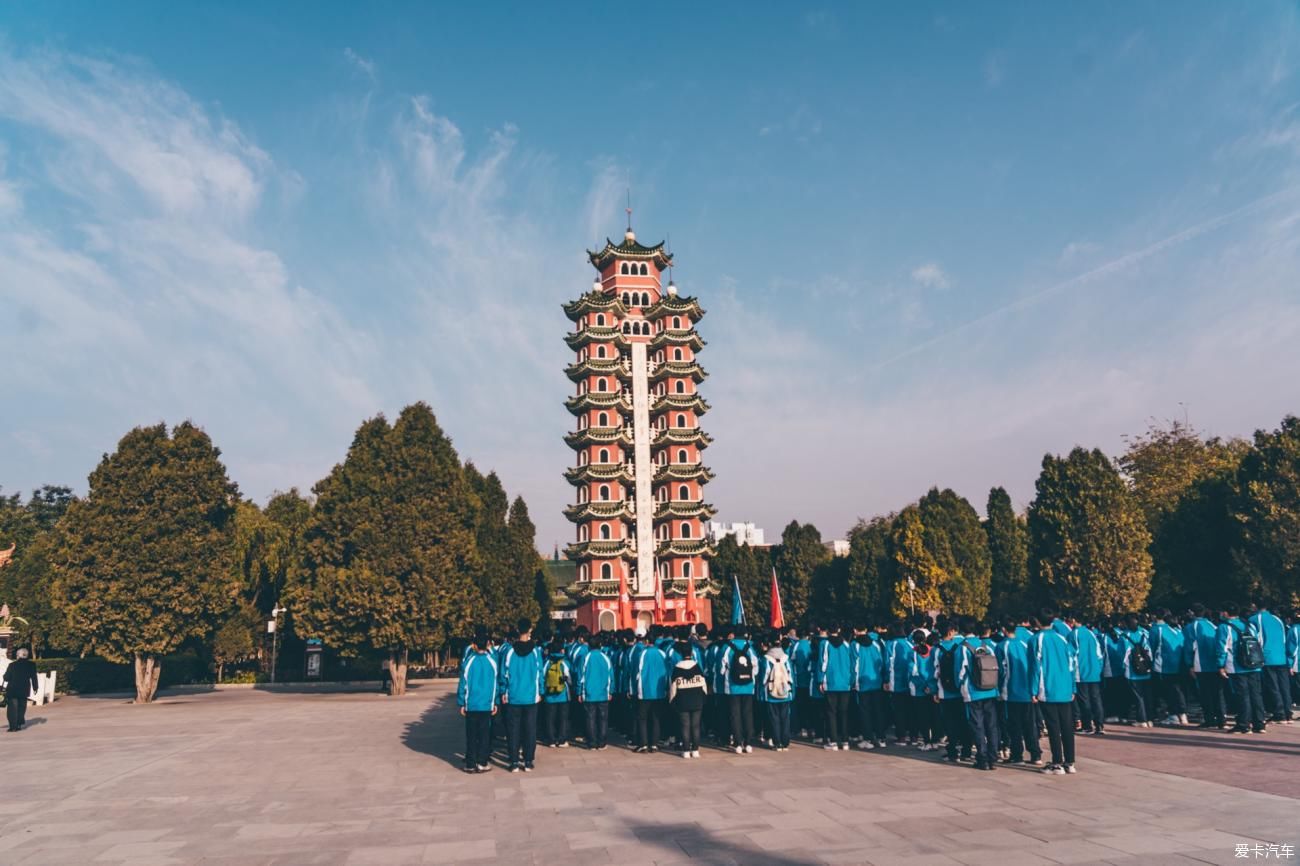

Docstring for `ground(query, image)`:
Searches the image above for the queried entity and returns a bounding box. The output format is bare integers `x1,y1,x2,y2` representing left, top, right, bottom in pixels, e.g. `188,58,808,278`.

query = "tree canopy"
984,486,1028,617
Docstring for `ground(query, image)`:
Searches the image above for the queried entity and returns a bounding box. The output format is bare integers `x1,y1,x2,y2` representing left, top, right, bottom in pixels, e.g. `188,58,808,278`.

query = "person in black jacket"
4,648,39,732
668,641,708,758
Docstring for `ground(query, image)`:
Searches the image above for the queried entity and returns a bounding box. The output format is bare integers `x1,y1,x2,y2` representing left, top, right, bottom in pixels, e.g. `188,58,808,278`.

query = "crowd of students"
455,603,1300,776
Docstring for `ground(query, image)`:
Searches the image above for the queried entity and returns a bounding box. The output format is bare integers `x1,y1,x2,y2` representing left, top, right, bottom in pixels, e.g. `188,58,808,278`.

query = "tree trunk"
133,652,162,703
389,648,409,696
217,661,224,683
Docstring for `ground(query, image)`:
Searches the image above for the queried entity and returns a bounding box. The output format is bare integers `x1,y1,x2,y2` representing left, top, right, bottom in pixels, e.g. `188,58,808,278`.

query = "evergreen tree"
917,488,992,617
1027,447,1153,616
52,423,238,702
465,465,514,630
773,521,829,626
293,404,482,695
844,515,894,622
984,487,1028,616
0,485,76,655
887,506,943,618
710,535,768,626
506,495,545,624
1230,416,1300,606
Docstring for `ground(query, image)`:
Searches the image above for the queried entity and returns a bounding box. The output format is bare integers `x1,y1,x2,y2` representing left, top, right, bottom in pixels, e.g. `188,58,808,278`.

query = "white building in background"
825,539,850,557
708,521,766,547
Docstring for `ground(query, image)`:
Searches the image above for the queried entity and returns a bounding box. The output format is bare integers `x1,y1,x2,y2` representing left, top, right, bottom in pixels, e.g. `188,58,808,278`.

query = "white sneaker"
1179,714,1190,725
876,739,887,748
824,743,838,751
692,750,701,758
734,746,744,754
858,741,874,750
682,751,691,759
744,745,753,754
915,741,926,749
799,729,809,737
1064,764,1077,774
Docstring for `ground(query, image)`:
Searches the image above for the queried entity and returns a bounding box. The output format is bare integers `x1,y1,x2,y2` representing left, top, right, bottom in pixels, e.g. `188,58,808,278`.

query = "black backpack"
1127,636,1153,676
971,646,1000,691
938,646,958,693
728,643,754,686
1232,623,1264,670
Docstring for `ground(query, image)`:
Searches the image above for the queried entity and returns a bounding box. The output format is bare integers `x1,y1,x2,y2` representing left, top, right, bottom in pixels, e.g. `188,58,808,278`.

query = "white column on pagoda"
629,341,656,596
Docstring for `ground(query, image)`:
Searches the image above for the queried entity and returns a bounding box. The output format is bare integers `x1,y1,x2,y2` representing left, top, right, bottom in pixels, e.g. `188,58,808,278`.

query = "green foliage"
710,535,770,626
887,506,944,617
465,465,513,630
506,495,545,625
51,422,238,701
292,404,482,687
0,485,76,655
35,657,133,694
917,488,992,617
1027,447,1152,616
843,515,894,622
212,603,260,680
1230,416,1300,607
773,521,828,625
985,487,1028,616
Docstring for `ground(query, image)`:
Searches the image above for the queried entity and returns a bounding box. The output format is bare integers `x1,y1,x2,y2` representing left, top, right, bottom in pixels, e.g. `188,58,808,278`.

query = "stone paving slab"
0,684,1295,865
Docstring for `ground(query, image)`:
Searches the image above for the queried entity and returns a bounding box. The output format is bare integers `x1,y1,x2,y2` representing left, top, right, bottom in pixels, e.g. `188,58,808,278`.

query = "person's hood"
940,637,963,650
914,643,932,657
675,659,701,672
547,651,565,660
512,639,535,656
766,646,787,662
729,638,749,650
829,634,844,647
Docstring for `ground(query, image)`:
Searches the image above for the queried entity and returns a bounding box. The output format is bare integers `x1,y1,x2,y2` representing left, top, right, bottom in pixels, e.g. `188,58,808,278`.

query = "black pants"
892,691,914,740
1075,681,1104,732
677,709,702,751
464,711,491,768
825,691,851,744
767,701,791,748
541,701,569,745
1103,677,1128,719
505,703,538,766
728,695,755,747
1128,678,1154,723
636,698,664,748
857,691,887,742
1156,674,1187,717
1004,701,1042,761
1042,701,1076,766
967,699,999,766
911,696,936,744
1232,672,1265,731
1197,672,1227,726
1262,666,1294,721
6,697,29,730
940,699,970,759
584,701,609,748
794,689,813,734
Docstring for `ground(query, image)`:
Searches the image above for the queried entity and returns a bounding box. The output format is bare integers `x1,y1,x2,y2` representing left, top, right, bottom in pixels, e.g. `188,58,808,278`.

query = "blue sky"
2,3,1299,551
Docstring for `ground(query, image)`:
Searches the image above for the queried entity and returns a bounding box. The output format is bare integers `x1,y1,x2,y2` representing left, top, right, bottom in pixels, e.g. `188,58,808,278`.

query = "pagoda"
562,224,717,633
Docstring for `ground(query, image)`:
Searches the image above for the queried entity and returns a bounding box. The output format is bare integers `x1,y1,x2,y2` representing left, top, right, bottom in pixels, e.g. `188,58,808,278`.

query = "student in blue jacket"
996,620,1042,765
457,629,499,773
1101,620,1130,723
719,627,761,753
933,624,971,763
1149,610,1188,726
958,623,1001,771
1249,603,1293,724
631,633,669,752
886,624,917,745
540,640,573,748
853,630,888,749
1034,620,1079,775
1119,616,1154,727
790,631,814,738
817,627,854,750
908,631,938,751
758,636,795,751
1217,604,1266,734
1069,615,1105,735
1184,604,1226,728
1288,613,1300,711
498,618,544,772
577,632,613,750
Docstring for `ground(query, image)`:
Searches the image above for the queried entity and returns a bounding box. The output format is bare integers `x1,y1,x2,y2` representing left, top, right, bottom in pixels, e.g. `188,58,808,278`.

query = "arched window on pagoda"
596,379,606,392
675,380,685,394
681,522,692,539
620,263,629,275
676,414,686,428
597,345,606,359
599,448,609,463
683,561,692,578
674,348,683,361
673,317,682,329
599,484,610,501
678,484,689,500
598,412,608,426
622,322,630,334
579,487,587,503
677,449,688,463
596,314,605,326
640,290,650,304
579,525,588,541
621,292,629,305
601,562,612,580
600,524,611,540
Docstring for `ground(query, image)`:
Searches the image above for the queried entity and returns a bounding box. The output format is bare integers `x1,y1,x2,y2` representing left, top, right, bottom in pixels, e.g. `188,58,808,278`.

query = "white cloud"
343,47,376,82
910,262,951,289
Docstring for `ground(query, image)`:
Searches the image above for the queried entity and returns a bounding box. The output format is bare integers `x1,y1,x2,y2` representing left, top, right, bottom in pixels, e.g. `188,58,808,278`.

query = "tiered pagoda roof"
649,361,707,384
653,500,717,520
564,501,637,523
587,233,674,271
658,463,716,483
564,539,637,560
645,295,705,320
565,326,630,351
649,330,706,351
655,538,715,558
651,393,710,416
563,426,633,448
563,463,636,485
564,358,630,383
565,391,631,415
650,428,713,449
563,291,628,322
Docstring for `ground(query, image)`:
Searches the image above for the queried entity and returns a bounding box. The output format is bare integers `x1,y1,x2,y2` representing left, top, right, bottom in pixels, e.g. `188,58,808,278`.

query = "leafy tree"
506,495,545,625
52,423,238,702
710,535,769,626
0,485,76,655
465,465,513,630
843,515,894,622
1027,447,1152,616
917,488,992,617
887,506,943,618
212,602,259,682
773,521,829,626
292,404,482,695
1119,419,1247,602
984,487,1028,616
809,555,849,624
1230,416,1300,606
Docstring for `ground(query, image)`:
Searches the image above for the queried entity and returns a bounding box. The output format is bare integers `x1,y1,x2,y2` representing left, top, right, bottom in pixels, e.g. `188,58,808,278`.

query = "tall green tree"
1230,416,1300,606
292,404,482,695
0,485,76,655
984,487,1028,616
917,488,992,617
887,506,944,618
773,521,829,626
1027,447,1152,616
506,495,546,625
843,515,894,622
52,423,238,702
710,535,769,626
1119,419,1247,602
464,465,514,630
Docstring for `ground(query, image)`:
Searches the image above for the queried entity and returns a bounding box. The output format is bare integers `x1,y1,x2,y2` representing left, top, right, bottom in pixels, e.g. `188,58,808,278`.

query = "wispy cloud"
343,47,376,82
910,262,951,289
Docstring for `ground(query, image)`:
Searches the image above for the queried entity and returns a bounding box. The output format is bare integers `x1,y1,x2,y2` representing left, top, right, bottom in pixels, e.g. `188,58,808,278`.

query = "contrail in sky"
866,186,1300,372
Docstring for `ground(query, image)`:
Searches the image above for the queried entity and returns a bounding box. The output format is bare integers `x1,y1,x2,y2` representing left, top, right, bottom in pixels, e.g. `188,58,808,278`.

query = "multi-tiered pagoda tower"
563,225,717,633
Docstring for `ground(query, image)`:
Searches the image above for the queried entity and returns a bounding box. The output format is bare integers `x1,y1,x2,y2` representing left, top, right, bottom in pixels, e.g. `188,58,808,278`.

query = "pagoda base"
573,596,713,634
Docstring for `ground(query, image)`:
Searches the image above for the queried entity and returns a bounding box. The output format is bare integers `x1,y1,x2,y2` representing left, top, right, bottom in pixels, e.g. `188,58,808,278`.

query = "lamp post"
268,605,287,684
906,578,916,617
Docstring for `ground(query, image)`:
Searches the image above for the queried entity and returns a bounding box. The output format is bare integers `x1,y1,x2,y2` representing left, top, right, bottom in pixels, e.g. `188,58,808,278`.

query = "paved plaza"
2,683,1297,866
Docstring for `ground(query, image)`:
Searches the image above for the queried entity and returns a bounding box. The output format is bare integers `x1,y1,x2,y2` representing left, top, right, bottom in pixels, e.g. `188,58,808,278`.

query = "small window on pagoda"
679,484,689,500
580,564,588,581
640,291,649,305
601,562,612,580
600,524,611,540
683,562,692,578
639,264,648,276
673,317,682,329
681,522,692,539
580,525,588,541
594,379,605,392
596,314,605,326
678,449,688,463
620,263,629,275
675,381,685,394
676,414,686,428
674,348,683,361
599,448,609,463
599,484,610,501
598,412,608,426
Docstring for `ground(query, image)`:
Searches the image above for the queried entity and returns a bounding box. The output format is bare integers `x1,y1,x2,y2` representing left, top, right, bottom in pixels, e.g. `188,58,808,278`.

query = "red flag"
617,567,631,630
769,567,784,630
684,569,698,623
653,565,665,624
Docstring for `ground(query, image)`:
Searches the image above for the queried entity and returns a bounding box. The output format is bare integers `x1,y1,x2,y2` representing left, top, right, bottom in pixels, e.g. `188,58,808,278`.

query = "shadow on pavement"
401,689,476,771
624,819,823,866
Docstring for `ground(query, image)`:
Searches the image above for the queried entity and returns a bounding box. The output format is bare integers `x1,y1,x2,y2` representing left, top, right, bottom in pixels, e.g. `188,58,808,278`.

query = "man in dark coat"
4,648,39,731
